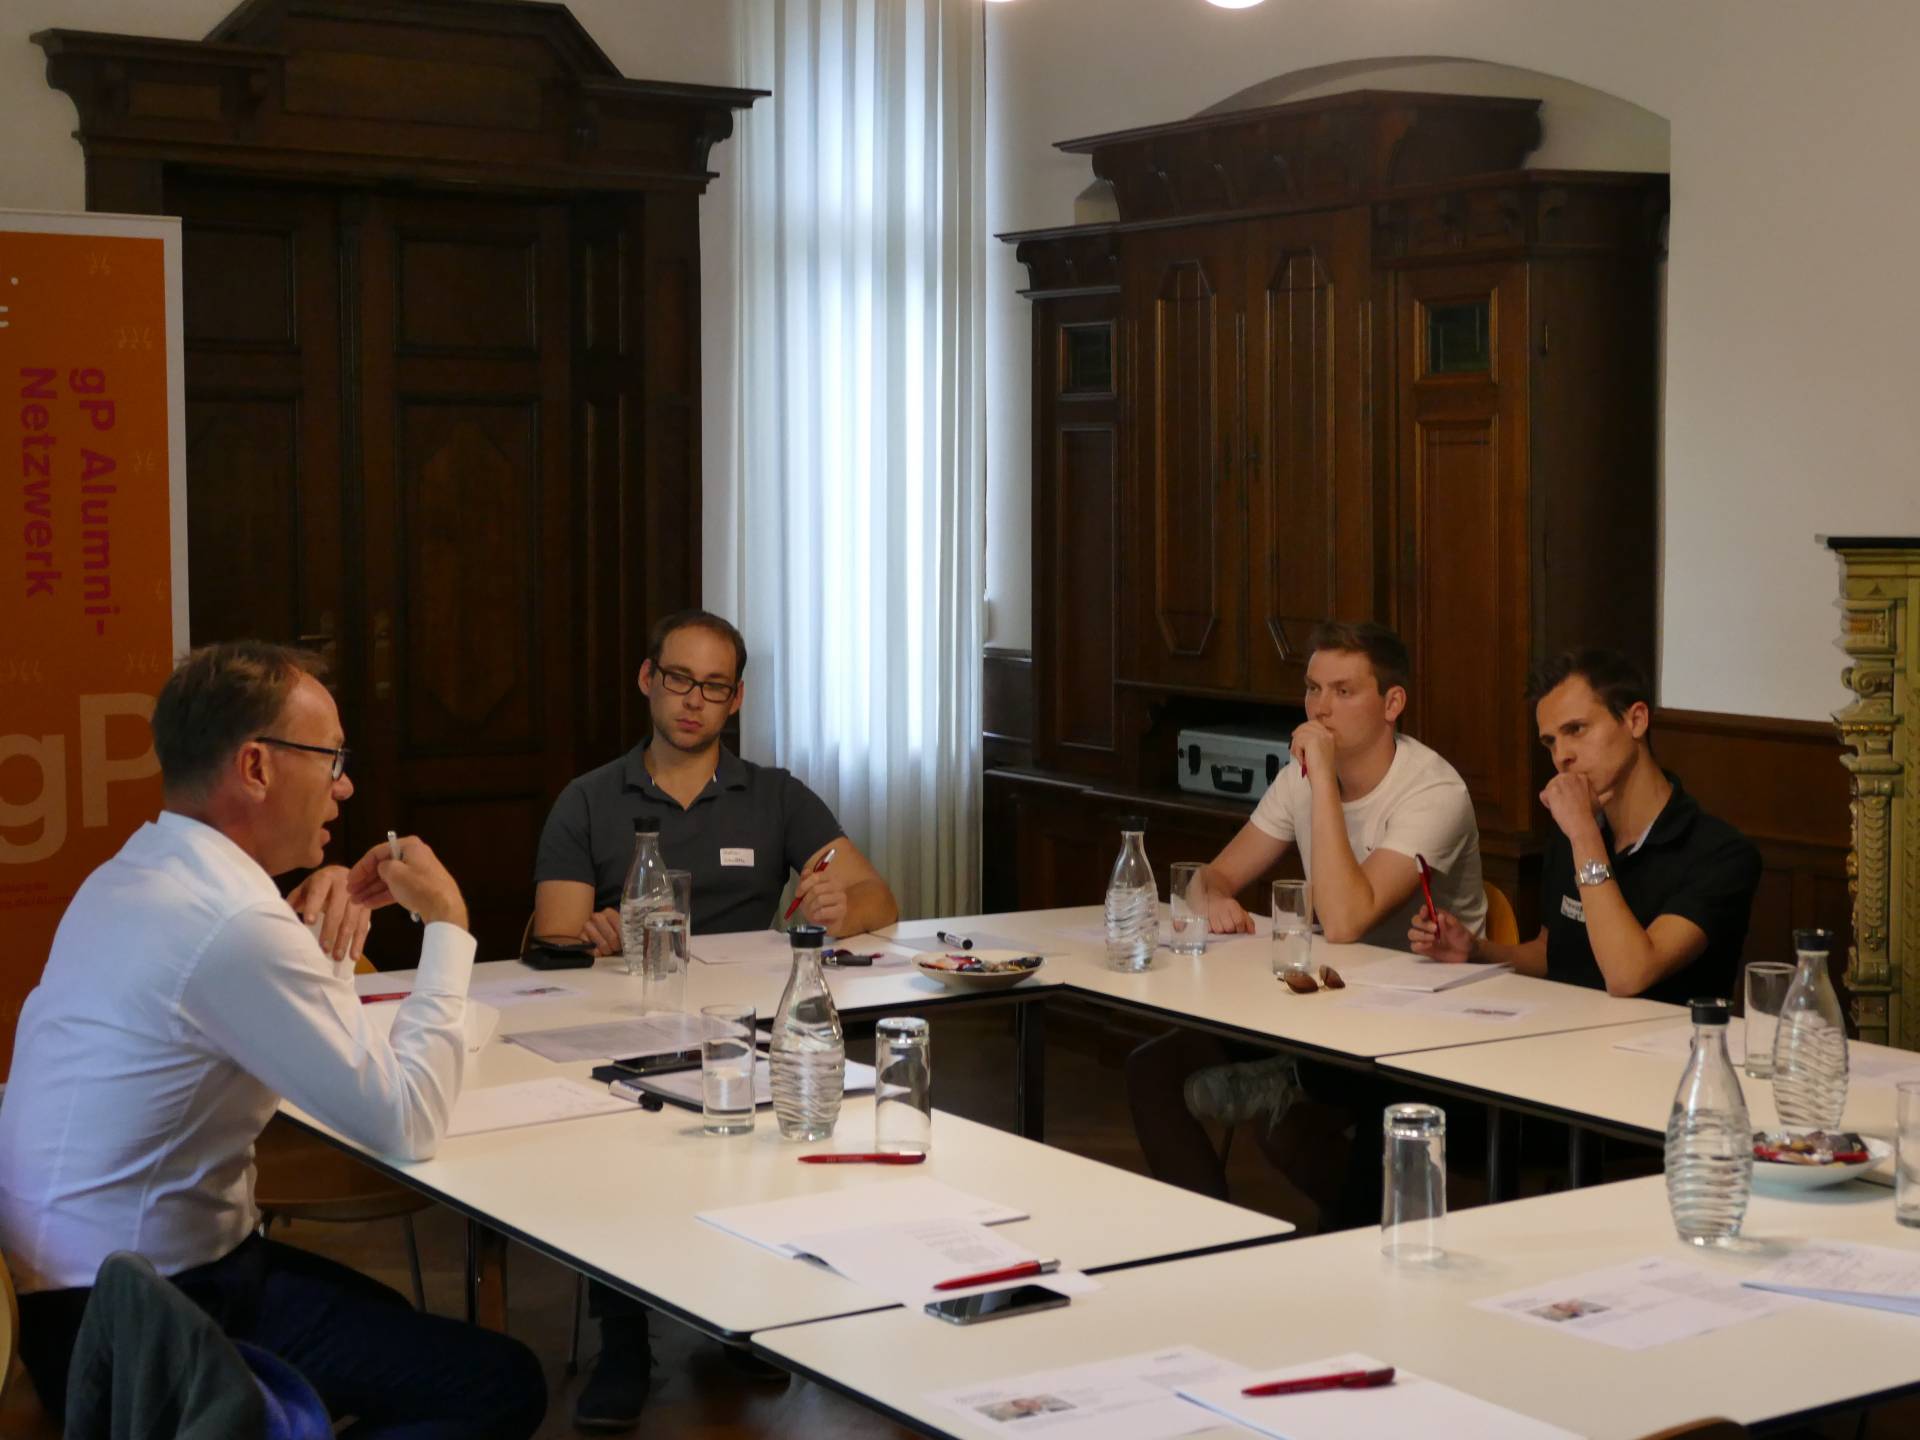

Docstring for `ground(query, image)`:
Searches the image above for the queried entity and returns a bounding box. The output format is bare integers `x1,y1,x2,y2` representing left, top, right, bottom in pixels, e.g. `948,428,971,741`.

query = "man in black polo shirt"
1411,649,1760,1004
532,608,898,1430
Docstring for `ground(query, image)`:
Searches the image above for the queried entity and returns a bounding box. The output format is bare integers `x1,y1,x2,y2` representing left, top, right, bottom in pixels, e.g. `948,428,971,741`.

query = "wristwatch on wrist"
1575,858,1614,888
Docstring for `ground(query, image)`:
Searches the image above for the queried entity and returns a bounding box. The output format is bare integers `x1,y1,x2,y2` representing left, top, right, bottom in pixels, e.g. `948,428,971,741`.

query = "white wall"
0,0,748,620
986,0,1920,722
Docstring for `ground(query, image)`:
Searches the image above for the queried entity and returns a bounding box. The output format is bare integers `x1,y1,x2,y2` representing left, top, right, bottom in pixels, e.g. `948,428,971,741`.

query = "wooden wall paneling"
1124,226,1245,692
1653,709,1853,999
1394,261,1532,836
1245,206,1371,698
571,199,627,771
982,650,1034,773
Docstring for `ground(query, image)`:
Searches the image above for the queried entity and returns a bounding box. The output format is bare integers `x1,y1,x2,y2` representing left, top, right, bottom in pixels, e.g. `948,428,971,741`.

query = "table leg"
1485,1105,1520,1202
1568,1125,1600,1189
466,1218,510,1332
1014,1000,1046,1142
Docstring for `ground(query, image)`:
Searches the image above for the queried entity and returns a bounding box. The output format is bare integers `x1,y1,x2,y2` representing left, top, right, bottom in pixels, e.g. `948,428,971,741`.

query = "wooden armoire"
986,92,1669,925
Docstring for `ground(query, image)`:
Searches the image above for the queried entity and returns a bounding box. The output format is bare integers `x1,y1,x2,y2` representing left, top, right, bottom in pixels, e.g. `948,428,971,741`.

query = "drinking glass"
1742,962,1794,1080
641,910,688,1014
1271,879,1312,979
701,1003,757,1135
1168,862,1208,958
1382,1103,1447,1263
875,1016,933,1154
667,869,694,938
1898,1082,1920,1228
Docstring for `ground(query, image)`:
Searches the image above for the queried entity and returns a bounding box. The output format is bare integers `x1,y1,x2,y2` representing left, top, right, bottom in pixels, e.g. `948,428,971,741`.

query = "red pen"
359,992,410,1004
932,1258,1059,1292
796,1152,926,1165
1242,1366,1395,1398
783,846,838,921
1414,853,1439,931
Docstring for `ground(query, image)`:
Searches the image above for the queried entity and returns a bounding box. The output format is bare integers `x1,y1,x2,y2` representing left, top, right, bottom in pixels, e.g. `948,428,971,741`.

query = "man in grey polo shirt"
531,608,898,1430
533,609,897,944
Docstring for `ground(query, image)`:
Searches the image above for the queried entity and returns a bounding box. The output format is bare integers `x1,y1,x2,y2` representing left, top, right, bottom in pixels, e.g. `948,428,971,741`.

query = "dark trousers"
22,1236,546,1440
1125,1029,1385,1227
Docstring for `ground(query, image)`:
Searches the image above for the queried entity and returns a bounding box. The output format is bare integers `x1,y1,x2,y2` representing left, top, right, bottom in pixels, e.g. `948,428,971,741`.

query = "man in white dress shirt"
0,642,544,1436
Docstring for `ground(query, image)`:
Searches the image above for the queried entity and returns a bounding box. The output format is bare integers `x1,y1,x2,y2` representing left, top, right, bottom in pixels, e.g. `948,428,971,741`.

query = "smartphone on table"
923,1285,1069,1326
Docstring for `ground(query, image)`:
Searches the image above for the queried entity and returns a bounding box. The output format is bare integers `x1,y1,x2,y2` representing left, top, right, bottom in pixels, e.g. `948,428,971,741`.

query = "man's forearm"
1567,834,1660,995
1473,932,1549,977
1308,789,1375,942
838,879,899,938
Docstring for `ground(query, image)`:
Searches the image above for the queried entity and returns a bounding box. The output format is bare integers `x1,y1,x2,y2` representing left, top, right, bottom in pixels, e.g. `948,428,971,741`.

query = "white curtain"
715,0,987,919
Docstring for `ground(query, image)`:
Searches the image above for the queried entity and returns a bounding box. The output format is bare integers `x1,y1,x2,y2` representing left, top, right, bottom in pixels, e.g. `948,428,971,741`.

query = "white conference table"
305,958,1292,1340
1383,1015,1912,1184
757,1174,1920,1440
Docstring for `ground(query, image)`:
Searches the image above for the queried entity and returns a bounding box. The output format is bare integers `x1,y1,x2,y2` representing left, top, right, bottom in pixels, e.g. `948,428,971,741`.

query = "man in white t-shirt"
1127,621,1485,1212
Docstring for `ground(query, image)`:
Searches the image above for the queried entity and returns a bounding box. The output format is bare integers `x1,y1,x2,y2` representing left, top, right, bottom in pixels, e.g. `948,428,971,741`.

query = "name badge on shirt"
1560,894,1586,924
720,848,755,867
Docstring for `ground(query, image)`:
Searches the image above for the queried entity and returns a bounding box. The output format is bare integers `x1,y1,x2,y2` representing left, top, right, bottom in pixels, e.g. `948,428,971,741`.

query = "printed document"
698,1178,1026,1258
445,1077,635,1137
1475,1256,1801,1350
1179,1352,1578,1440
1332,988,1537,1023
1345,955,1510,992
1615,1023,1920,1088
926,1345,1250,1440
788,1215,1098,1309
1743,1240,1920,1316
507,1013,714,1063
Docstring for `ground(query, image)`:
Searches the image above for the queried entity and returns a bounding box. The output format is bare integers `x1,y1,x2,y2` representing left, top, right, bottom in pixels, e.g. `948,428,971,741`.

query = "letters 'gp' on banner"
0,211,187,1072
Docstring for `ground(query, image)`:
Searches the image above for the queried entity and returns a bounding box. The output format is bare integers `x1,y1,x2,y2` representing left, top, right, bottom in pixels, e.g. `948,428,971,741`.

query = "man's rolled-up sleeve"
180,904,475,1161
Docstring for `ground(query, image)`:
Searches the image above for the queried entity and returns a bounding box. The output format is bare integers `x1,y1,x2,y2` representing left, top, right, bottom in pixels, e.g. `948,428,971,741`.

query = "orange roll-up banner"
0,211,188,1073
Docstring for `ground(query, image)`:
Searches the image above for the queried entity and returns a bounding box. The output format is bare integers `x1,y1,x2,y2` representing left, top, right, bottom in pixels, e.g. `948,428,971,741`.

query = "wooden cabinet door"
1393,261,1532,834
353,193,578,961
1244,207,1373,699
1121,225,1246,692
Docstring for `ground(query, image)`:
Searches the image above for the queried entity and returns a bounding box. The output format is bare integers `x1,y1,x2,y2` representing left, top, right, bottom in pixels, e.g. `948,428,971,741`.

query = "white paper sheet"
1475,1256,1801,1350
690,929,792,965
445,1077,636,1137
1344,955,1511,992
468,977,584,1007
1178,1352,1577,1440
1615,1023,1920,1089
506,1013,715,1063
1331,987,1538,1023
698,1178,1027,1258
787,1215,1099,1309
1743,1240,1920,1316
632,1056,876,1110
362,998,498,1053
926,1345,1250,1439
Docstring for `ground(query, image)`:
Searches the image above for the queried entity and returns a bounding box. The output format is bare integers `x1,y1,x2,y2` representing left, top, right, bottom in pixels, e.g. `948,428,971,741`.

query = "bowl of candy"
1750,1129,1891,1191
913,950,1045,991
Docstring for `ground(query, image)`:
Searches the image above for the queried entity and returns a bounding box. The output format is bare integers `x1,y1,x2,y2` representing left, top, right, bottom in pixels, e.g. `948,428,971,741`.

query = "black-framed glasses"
254,736,352,781
654,666,738,704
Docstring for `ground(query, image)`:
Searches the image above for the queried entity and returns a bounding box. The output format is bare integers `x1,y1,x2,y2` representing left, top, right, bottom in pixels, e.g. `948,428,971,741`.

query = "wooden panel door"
1394,262,1532,834
177,181,347,676
1122,225,1245,692
354,194,576,960
1244,206,1372,699
1034,296,1124,776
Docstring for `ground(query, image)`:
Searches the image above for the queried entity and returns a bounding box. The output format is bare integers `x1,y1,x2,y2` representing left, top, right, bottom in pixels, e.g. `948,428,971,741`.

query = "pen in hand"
387,830,421,924
783,846,838,921
1242,1366,1395,1398
1414,853,1439,932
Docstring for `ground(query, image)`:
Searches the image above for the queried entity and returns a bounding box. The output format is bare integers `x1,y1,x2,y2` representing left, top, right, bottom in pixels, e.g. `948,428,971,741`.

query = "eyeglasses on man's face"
654,666,738,704
254,736,352,781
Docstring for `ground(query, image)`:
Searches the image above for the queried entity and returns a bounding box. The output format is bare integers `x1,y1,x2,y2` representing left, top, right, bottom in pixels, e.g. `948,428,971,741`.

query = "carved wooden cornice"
1054,91,1542,225
999,225,1123,298
34,0,763,194
1371,170,1669,265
